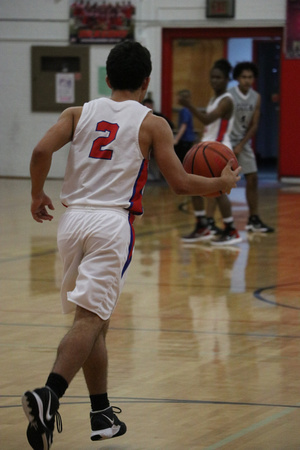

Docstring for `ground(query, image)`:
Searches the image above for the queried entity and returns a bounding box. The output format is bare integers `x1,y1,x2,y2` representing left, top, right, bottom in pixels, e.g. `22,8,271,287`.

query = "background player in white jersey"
179,59,242,245
229,62,274,233
22,41,241,450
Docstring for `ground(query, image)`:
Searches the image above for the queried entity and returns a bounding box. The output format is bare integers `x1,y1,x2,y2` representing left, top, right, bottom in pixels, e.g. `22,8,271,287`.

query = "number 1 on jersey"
89,121,119,159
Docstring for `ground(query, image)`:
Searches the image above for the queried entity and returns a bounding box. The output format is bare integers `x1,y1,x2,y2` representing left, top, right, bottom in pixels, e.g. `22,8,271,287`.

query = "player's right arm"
140,114,241,196
179,96,233,124
30,106,82,222
233,94,261,155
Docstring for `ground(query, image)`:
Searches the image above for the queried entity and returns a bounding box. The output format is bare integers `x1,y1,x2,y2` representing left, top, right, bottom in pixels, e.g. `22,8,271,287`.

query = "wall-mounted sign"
56,73,75,104
206,0,235,18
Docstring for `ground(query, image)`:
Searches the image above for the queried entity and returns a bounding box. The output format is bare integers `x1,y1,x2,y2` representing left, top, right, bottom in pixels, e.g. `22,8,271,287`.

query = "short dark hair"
106,40,152,91
143,97,154,105
212,59,232,79
233,62,259,79
177,89,191,98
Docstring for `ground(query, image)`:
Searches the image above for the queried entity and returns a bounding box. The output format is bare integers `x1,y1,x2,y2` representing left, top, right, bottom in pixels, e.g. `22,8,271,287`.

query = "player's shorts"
57,207,134,320
232,140,258,175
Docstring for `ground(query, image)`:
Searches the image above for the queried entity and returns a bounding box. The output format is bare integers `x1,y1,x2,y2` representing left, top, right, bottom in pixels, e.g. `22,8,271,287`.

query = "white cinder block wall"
0,0,285,177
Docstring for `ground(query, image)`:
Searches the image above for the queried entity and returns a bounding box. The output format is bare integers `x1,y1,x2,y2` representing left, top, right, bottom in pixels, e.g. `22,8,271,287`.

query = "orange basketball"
183,141,239,198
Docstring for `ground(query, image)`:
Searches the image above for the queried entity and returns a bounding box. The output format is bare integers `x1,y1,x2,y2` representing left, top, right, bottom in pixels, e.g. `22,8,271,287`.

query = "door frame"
161,27,283,120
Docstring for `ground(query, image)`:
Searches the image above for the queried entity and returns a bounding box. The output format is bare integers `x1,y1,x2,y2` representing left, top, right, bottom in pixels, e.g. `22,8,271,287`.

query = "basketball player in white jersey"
22,41,241,449
180,59,242,245
229,62,274,232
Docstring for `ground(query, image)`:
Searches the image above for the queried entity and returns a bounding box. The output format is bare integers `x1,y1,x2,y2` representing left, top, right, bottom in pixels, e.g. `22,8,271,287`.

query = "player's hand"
31,192,55,223
233,143,243,155
220,160,241,194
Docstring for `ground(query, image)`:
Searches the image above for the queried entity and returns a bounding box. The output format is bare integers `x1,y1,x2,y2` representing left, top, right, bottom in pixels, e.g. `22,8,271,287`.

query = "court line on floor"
204,403,300,449
1,321,300,340
2,395,300,410
254,283,300,310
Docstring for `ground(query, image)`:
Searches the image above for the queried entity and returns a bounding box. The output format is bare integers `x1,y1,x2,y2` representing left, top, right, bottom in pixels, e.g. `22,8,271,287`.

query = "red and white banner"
69,1,135,44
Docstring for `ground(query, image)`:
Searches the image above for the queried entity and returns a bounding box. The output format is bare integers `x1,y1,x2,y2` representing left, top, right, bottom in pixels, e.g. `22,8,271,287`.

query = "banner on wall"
285,0,300,58
69,1,135,44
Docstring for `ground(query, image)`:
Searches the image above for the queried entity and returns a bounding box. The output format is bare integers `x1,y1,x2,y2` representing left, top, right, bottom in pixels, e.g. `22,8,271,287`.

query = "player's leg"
52,306,105,383
75,209,128,441
245,171,258,216
182,196,212,242
237,145,274,232
244,171,275,233
22,212,89,450
83,322,127,441
83,319,110,395
206,197,222,235
211,194,242,245
22,306,104,450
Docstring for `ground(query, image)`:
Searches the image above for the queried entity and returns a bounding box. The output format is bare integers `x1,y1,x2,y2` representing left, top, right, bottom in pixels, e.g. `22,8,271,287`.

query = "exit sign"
206,0,235,18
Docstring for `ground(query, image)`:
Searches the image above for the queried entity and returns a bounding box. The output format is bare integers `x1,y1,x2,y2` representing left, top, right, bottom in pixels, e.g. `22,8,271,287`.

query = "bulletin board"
31,46,90,112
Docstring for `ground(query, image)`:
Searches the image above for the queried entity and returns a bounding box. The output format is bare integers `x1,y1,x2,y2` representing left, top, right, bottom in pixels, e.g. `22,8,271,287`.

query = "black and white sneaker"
246,215,274,233
211,227,242,246
181,226,212,242
90,406,127,441
207,217,223,236
22,387,62,450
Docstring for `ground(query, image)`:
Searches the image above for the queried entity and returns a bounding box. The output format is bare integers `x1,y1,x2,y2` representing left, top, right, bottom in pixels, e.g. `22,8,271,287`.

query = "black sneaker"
90,405,127,441
211,227,242,246
181,226,212,242
245,215,274,233
207,218,223,236
22,387,62,450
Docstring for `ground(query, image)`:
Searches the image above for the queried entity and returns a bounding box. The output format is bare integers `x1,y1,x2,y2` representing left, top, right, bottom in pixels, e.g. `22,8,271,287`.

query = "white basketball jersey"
202,92,234,149
229,86,259,142
60,98,151,214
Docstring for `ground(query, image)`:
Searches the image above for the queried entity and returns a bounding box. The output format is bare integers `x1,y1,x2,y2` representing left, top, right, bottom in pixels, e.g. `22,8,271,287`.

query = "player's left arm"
30,107,81,222
147,115,241,196
233,94,261,154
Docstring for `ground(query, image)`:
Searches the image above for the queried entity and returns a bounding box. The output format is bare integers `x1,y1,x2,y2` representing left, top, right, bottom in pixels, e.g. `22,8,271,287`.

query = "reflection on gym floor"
1,176,300,450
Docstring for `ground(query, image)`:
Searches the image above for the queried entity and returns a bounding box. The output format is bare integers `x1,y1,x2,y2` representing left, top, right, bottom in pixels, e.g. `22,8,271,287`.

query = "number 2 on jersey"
89,121,119,159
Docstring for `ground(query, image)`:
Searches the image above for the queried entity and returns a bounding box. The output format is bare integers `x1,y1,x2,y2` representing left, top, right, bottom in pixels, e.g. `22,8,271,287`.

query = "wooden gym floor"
1,171,300,450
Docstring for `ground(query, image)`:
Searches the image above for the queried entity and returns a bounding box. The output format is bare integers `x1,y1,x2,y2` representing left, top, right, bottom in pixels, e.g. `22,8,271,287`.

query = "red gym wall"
161,27,300,181
279,57,300,179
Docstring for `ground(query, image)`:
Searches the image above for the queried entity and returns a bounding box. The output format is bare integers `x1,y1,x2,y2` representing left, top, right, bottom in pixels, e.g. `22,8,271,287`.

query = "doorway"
172,38,225,140
162,28,283,170
254,40,281,164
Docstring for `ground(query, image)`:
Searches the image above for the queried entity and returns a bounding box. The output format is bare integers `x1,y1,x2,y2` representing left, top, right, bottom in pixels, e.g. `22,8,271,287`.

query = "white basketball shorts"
57,207,135,320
